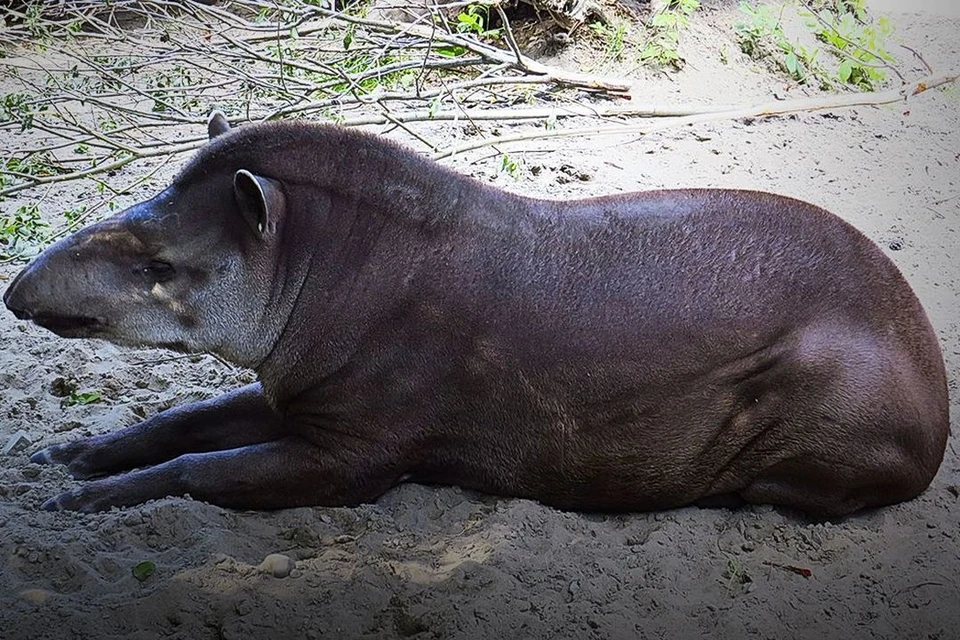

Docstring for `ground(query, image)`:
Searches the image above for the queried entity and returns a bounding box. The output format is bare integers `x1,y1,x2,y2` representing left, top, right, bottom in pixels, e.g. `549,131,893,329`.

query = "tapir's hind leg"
31,383,285,480
738,454,925,519
712,322,948,519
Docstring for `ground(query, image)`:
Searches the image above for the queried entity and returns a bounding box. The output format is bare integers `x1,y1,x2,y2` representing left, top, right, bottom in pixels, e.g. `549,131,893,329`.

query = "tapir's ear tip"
207,110,231,140
232,169,283,241
233,169,260,194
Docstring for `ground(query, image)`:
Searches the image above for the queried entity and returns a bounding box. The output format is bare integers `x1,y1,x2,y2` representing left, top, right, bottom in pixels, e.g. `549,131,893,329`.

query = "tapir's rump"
3,115,950,517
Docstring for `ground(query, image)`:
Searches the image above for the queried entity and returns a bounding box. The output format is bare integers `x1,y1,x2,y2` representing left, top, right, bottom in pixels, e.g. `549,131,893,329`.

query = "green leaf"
651,12,677,28
428,96,442,118
132,561,156,582
784,51,800,77
435,45,466,57
65,390,102,406
838,58,854,83
456,12,483,34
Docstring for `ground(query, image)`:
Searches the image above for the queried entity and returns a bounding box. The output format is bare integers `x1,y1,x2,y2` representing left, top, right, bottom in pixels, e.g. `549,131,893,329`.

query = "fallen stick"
762,561,813,578
301,5,635,94
432,72,960,159
1,67,954,199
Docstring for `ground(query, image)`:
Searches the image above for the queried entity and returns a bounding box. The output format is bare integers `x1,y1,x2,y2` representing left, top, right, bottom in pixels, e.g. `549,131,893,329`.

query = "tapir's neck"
251,173,537,407
179,123,535,230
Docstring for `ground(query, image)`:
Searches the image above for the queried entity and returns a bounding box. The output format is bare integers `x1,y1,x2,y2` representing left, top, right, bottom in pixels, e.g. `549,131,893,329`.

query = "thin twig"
433,72,960,159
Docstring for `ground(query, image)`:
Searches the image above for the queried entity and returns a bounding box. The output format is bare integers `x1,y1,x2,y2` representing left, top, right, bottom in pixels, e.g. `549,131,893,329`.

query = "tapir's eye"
140,260,175,282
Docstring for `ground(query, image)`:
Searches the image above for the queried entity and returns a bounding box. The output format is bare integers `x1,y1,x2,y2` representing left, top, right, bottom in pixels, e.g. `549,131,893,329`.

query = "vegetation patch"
736,0,896,90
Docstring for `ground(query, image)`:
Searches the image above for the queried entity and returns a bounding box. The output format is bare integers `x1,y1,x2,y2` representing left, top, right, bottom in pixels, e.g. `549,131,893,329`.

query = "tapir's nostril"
3,288,32,319
3,267,30,316
9,307,32,320
3,285,14,308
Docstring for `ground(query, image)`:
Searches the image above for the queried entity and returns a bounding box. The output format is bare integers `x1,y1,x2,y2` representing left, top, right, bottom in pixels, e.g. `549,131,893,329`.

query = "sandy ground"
1,2,958,639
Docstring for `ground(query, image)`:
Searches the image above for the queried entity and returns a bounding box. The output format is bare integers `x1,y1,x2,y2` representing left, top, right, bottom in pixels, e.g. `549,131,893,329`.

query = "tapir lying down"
3,113,949,517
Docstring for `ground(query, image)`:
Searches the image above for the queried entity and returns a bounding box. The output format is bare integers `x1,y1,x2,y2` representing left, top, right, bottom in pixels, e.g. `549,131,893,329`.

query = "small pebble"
235,598,254,616
19,589,52,605
122,512,144,527
21,466,41,479
2,431,32,456
258,553,295,578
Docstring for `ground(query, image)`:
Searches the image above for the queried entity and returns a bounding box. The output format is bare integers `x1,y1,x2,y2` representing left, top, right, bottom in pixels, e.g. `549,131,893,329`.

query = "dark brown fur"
3,117,950,517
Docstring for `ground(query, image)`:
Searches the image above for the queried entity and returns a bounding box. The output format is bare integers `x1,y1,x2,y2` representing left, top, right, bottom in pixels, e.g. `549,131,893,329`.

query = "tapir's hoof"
30,444,97,480
40,488,105,513
40,496,62,511
30,449,53,465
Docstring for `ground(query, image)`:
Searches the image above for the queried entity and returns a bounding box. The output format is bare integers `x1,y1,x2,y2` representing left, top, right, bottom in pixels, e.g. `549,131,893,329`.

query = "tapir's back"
453,188,930,383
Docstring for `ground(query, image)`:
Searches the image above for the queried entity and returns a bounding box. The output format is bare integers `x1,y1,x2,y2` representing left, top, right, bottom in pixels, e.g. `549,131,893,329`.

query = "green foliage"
62,205,87,226
0,92,38,131
132,561,156,582
4,153,64,179
735,0,895,90
735,2,783,59
435,4,501,56
583,0,699,71
64,389,103,407
814,0,868,21
735,1,819,83
2,1,87,42
639,0,700,68
500,154,521,179
590,20,630,67
145,64,202,113
723,556,752,594
342,23,356,50
456,5,488,35
804,5,894,89
0,203,50,260
20,2,47,40
456,4,501,38
334,52,409,93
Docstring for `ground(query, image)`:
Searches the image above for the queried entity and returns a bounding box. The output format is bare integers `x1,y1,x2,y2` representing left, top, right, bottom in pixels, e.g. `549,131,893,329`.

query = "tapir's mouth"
30,313,106,336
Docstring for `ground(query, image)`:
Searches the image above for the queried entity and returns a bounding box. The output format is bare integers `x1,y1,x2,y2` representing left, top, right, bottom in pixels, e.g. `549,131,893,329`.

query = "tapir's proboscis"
3,113,949,517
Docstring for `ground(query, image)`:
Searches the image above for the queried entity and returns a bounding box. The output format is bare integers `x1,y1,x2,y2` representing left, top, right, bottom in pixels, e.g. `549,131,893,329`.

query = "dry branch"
433,72,960,158
0,0,957,217
0,0,641,200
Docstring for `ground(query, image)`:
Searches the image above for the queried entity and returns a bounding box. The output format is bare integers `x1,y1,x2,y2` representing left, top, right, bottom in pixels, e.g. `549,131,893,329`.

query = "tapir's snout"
2,232,117,339
4,265,35,319
7,303,33,321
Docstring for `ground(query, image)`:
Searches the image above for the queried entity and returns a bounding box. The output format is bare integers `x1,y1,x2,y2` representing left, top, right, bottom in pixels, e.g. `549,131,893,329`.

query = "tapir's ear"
233,170,284,240
207,110,231,140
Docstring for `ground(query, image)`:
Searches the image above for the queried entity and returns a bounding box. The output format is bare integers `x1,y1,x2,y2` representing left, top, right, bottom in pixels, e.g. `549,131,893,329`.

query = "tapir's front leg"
42,435,401,512
31,383,285,479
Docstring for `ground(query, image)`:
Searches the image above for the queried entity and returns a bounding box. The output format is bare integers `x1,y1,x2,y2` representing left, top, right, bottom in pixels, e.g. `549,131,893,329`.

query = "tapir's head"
3,112,285,368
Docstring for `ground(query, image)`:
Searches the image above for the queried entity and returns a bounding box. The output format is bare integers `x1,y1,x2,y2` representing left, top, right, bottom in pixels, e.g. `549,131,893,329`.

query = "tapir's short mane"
175,121,504,224
178,120,440,181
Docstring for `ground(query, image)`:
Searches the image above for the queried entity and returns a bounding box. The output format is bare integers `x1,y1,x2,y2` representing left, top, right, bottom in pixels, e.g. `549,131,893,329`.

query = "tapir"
3,112,950,517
